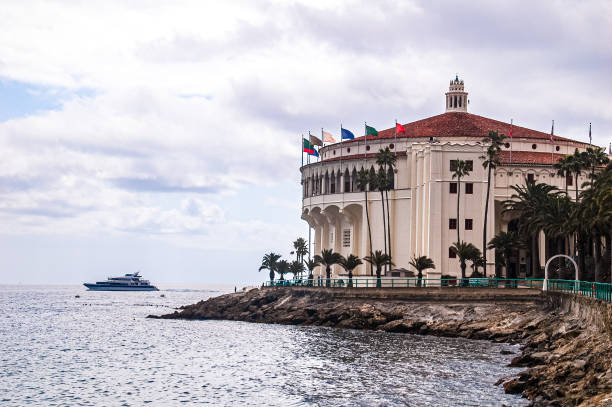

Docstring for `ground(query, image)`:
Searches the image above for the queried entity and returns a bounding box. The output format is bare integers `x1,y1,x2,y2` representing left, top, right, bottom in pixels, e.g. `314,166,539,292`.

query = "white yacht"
83,272,159,291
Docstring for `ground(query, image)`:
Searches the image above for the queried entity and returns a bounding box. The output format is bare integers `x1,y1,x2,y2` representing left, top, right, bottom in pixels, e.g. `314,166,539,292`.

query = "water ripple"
0,286,528,406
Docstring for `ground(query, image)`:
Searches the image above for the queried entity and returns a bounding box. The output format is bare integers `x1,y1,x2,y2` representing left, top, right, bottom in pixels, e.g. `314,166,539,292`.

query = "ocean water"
0,285,529,407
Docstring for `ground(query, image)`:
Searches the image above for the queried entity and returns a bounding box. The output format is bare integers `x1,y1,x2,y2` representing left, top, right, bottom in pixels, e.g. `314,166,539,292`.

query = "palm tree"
452,159,471,243
356,168,374,276
338,254,362,287
375,167,388,261
304,258,320,285
376,147,397,266
554,155,572,195
503,181,560,277
450,241,479,283
566,151,584,202
409,255,435,286
276,260,289,281
363,250,394,287
488,231,521,278
289,260,305,281
293,237,308,263
581,146,610,186
574,165,612,282
259,252,281,282
313,248,342,287
481,130,506,277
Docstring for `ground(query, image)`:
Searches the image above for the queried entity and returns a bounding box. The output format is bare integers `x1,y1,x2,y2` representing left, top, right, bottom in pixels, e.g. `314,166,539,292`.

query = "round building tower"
445,75,468,112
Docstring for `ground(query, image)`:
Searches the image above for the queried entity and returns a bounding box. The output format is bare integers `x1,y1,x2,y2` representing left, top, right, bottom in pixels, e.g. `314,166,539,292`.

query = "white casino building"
300,77,595,279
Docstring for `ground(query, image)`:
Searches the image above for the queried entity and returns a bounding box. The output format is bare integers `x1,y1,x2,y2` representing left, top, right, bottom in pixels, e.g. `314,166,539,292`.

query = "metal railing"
546,279,612,303
263,277,612,303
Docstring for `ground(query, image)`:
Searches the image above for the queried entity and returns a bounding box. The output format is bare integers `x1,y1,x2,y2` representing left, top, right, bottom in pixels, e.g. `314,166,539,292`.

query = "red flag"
396,122,406,134
509,127,513,138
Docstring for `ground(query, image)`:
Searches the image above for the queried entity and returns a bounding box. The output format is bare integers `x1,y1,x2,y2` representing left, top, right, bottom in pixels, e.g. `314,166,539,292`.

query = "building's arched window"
351,168,358,192
387,167,394,189
330,170,336,194
324,171,330,194
336,170,341,193
454,95,457,108
344,168,350,192
458,96,462,107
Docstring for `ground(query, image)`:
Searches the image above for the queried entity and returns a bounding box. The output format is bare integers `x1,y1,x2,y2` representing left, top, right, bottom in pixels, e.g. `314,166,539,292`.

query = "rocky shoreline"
150,287,612,406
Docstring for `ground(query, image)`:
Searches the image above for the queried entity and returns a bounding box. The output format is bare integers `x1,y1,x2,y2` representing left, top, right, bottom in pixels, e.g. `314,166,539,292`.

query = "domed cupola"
445,75,468,113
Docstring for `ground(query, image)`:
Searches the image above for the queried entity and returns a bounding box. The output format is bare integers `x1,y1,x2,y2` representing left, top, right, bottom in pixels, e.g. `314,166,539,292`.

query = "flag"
322,131,335,143
550,120,554,143
396,122,406,134
341,127,355,140
302,138,314,154
310,147,319,157
365,124,378,136
309,134,323,147
509,127,513,138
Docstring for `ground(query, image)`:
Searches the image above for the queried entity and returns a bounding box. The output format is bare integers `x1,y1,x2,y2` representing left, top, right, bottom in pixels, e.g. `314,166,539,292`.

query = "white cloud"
0,0,610,261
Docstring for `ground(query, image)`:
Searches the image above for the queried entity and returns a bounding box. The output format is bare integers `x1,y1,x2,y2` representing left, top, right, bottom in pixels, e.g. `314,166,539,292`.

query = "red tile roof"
348,112,589,145
499,151,565,165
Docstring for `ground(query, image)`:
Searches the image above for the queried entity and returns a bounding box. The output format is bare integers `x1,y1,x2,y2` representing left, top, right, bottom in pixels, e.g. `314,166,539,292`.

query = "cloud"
0,0,610,254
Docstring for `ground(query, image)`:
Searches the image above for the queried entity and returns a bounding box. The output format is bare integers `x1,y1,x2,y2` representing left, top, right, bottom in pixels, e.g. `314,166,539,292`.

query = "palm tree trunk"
376,265,381,287
482,166,492,277
365,190,373,276
531,234,539,277
348,271,353,288
385,188,392,270
456,176,461,243
593,235,602,282
326,265,331,287
608,232,612,283
380,189,387,258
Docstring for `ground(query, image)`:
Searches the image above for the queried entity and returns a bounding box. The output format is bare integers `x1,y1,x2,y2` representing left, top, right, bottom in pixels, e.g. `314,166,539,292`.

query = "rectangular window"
450,160,473,172
465,219,473,230
449,247,456,258
449,219,457,230
527,173,535,182
465,183,473,194
342,229,351,248
449,182,457,193
566,174,573,186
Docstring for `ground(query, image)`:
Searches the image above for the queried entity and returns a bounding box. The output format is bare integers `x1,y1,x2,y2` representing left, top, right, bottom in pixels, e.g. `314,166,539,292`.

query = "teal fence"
546,279,612,303
263,277,612,303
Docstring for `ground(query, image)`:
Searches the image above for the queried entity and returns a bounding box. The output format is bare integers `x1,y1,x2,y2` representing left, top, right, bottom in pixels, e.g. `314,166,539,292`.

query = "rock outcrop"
150,287,612,406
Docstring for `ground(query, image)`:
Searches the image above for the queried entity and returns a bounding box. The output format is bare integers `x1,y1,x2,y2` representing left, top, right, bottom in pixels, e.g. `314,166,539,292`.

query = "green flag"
365,124,378,136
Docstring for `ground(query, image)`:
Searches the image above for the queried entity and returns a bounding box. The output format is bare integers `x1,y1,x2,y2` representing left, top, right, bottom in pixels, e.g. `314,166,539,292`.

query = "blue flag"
309,147,319,157
341,127,355,140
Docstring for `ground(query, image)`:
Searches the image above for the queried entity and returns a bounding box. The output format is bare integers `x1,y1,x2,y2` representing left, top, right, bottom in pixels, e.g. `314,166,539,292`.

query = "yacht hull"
83,284,159,291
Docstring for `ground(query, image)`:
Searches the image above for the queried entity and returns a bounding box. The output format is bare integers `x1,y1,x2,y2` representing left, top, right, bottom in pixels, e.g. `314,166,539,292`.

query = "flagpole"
551,120,554,165
510,119,513,165
364,121,368,167
589,123,592,147
301,133,304,168
394,119,398,157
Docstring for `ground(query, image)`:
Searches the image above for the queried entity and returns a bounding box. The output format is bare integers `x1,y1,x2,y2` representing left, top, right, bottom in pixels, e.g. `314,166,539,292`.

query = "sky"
0,0,610,284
